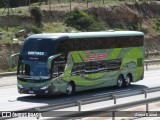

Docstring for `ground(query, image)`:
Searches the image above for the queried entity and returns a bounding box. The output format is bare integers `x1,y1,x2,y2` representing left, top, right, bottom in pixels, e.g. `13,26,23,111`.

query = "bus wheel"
124,74,131,87
117,75,124,88
66,82,75,96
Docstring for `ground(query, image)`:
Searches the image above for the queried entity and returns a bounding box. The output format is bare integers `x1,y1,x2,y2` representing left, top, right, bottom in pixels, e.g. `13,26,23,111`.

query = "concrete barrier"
0,72,16,77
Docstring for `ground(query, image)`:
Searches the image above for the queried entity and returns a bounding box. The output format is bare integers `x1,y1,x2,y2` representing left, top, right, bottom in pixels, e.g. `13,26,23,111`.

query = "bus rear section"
62,48,144,92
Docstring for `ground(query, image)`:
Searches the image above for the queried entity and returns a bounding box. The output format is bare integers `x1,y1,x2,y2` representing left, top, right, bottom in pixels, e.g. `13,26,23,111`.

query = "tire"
117,75,124,88
66,83,75,96
48,85,54,96
124,74,131,87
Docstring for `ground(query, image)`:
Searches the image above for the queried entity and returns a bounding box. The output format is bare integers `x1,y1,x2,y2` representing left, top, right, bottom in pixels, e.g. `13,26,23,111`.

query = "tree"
65,9,105,31
0,0,6,8
30,6,42,27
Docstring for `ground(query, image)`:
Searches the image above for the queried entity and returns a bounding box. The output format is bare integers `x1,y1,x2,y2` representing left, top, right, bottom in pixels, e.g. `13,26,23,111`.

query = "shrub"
30,7,42,27
153,19,160,32
129,24,148,33
31,26,42,34
65,9,105,31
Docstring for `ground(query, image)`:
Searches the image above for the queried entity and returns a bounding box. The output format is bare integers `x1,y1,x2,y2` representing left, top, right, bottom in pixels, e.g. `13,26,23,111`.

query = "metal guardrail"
145,59,160,70
145,59,160,63
0,87,160,120
0,59,160,77
1,87,160,120
13,86,160,113
0,72,16,77
43,87,160,120
5,86,157,120
52,96,160,120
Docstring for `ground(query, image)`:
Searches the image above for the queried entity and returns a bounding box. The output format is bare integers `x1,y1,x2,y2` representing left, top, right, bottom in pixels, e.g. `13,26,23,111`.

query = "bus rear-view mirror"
9,53,20,68
47,54,62,69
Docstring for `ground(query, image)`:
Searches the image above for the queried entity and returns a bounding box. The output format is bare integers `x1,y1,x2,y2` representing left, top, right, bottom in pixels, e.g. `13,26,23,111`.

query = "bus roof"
68,31,144,38
28,31,144,40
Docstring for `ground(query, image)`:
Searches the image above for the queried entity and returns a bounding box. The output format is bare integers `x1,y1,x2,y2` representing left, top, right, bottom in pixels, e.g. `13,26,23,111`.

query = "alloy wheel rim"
125,76,130,85
118,78,122,87
67,84,72,95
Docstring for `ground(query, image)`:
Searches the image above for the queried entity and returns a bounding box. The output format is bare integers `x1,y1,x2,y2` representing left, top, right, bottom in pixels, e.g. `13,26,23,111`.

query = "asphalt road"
0,69,160,112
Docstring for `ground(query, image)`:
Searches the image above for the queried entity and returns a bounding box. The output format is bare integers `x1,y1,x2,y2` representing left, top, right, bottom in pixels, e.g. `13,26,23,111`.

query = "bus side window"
92,61,98,72
85,62,92,73
84,61,98,74
97,59,122,72
98,60,107,72
51,55,66,78
51,60,58,78
56,40,69,60
71,63,84,76
106,59,122,71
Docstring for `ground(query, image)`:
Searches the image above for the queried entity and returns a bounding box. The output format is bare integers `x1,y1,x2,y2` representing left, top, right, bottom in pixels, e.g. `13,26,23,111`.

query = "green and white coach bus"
9,31,144,95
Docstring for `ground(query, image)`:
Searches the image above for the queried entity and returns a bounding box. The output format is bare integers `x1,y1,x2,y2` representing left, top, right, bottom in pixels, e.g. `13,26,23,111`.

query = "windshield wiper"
38,76,42,80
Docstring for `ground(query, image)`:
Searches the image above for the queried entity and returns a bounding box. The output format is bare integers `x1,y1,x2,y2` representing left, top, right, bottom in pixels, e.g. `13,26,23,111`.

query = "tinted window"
51,55,67,78
56,36,144,54
21,38,57,61
71,59,122,75
71,62,85,76
89,36,143,49
17,61,49,77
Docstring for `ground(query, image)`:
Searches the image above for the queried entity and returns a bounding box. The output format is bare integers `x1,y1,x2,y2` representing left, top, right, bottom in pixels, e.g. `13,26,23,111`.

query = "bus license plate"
29,91,34,94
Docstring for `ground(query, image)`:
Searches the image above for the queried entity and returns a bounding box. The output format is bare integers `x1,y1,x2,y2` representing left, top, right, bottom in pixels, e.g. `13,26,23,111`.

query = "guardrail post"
113,95,117,104
144,90,149,113
145,63,148,70
112,95,117,120
77,101,81,111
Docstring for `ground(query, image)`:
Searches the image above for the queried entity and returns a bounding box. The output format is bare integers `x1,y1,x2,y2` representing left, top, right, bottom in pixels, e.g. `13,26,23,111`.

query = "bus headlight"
18,84,23,89
40,85,49,90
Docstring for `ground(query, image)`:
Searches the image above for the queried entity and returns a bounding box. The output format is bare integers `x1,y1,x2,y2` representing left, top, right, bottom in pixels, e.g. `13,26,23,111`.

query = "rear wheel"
124,74,131,87
66,82,75,96
117,75,124,88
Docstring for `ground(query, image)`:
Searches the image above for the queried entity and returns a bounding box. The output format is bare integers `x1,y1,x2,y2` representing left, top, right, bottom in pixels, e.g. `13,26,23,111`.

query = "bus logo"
84,52,107,62
28,51,46,56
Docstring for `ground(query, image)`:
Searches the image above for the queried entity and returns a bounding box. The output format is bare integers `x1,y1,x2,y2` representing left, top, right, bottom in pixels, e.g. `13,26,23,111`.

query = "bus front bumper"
17,84,60,95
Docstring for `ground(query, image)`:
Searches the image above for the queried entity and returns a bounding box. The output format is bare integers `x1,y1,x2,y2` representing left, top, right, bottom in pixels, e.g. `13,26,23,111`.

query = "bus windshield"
21,38,57,61
18,61,50,79
18,38,58,79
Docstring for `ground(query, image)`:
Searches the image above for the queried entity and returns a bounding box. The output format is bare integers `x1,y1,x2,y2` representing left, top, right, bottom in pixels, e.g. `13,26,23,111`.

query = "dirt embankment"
87,2,160,30
0,2,160,28
0,44,21,71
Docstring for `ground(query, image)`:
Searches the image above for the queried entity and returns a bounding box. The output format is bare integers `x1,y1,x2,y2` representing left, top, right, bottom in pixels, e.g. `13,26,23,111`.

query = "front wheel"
66,83,75,96
117,75,124,88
